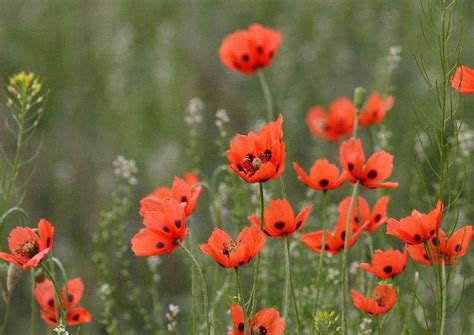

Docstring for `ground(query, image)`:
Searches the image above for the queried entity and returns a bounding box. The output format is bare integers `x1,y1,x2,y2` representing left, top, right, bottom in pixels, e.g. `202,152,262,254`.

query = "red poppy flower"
300,218,368,255
227,115,285,183
200,226,265,268
451,65,474,94
292,159,347,191
406,225,472,266
359,248,407,279
339,138,399,189
227,304,285,335
306,97,356,141
139,175,202,217
34,278,92,327
131,199,187,256
0,219,54,270
248,199,312,237
337,195,390,232
359,92,394,127
351,284,397,315
386,200,443,245
219,24,282,75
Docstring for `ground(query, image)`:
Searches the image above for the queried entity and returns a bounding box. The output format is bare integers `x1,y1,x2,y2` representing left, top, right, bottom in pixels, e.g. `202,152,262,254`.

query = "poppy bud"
353,87,367,110
7,264,21,292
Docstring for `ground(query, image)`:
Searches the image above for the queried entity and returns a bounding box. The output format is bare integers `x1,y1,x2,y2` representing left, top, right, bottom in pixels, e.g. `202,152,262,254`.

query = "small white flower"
113,155,138,185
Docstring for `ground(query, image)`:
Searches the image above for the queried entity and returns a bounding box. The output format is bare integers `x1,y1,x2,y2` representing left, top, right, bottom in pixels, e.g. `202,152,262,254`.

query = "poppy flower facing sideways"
300,218,368,255
359,248,407,279
34,278,92,327
131,199,187,256
139,175,202,217
227,304,285,335
406,225,472,266
248,199,312,237
339,138,399,189
306,97,356,141
293,159,347,191
200,226,265,268
358,92,394,127
219,24,282,75
451,65,474,94
0,219,54,270
386,200,443,245
338,195,390,233
227,115,285,183
351,284,398,315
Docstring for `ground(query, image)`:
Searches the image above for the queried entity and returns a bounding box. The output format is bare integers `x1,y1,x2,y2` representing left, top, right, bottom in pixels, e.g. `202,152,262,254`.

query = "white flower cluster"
327,268,340,284
374,129,392,151
53,325,69,335
166,304,180,332
386,46,402,72
113,155,138,185
359,317,373,334
451,121,474,159
215,109,230,138
147,256,162,283
415,132,430,160
185,97,204,131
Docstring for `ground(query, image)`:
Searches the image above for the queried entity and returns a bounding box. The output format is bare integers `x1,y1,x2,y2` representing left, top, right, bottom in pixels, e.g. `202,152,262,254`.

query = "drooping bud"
353,87,367,110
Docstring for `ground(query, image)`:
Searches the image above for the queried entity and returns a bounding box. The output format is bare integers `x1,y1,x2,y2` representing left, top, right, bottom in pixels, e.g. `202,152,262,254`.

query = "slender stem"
257,70,274,122
289,271,302,335
341,181,360,335
375,315,381,335
40,263,65,329
401,272,419,334
314,191,328,303
235,268,247,334
248,183,265,317
178,241,211,335
439,259,447,335
0,299,10,335
30,271,36,335
283,237,290,324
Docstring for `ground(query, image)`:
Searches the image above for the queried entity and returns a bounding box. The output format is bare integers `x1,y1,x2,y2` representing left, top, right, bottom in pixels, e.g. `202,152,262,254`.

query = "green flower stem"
314,191,328,304
235,268,247,334
289,271,302,335
401,271,419,334
0,298,10,335
40,263,65,329
248,182,265,317
283,237,290,323
257,69,274,122
30,271,36,335
341,180,360,335
178,241,211,335
440,259,447,335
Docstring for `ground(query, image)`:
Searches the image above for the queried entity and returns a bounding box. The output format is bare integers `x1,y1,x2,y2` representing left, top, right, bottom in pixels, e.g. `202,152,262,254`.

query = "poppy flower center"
15,240,39,259
373,293,387,308
240,151,272,176
222,241,237,257
252,326,268,334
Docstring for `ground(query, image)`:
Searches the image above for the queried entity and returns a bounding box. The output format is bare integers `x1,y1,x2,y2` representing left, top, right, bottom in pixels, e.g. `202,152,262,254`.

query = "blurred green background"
0,0,473,334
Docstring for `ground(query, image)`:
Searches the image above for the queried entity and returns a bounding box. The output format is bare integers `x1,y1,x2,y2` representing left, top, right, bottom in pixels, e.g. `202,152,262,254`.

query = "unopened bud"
7,264,21,292
353,87,367,110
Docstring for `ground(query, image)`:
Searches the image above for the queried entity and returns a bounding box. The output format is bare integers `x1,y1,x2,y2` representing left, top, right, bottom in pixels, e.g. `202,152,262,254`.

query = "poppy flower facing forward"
359,248,407,279
35,278,92,327
358,92,394,127
451,65,474,94
386,200,443,245
200,226,265,268
248,199,312,237
351,284,397,315
219,24,282,75
132,199,187,256
306,97,356,141
227,115,285,183
339,138,399,189
337,195,390,232
293,159,347,191
406,226,472,266
0,219,54,270
300,219,368,255
228,304,285,335
139,175,202,216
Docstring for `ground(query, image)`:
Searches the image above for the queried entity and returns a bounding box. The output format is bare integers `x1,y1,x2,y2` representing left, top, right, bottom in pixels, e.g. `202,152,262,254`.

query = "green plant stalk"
179,241,211,335
40,263,66,330
283,237,290,326
286,238,302,335
235,268,247,334
257,70,274,121
340,181,360,335
30,271,36,335
440,259,447,335
314,191,328,304
248,182,265,317
401,271,419,334
0,298,10,335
